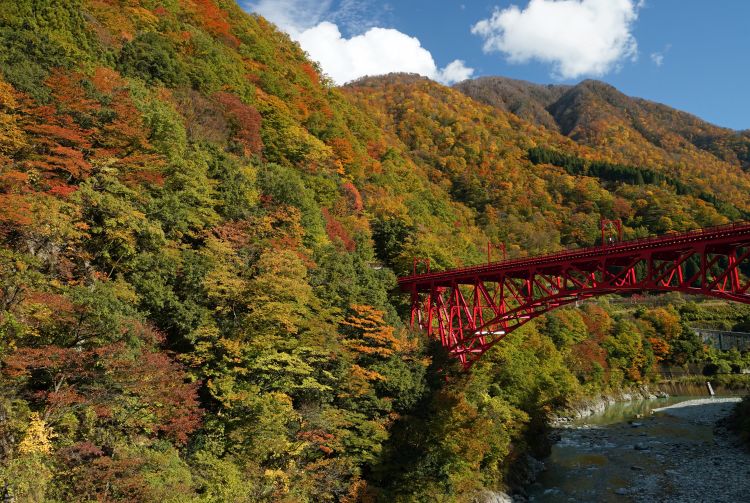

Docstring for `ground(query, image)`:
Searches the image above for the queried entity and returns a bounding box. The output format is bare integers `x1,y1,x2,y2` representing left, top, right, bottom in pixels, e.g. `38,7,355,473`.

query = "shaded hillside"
455,76,569,131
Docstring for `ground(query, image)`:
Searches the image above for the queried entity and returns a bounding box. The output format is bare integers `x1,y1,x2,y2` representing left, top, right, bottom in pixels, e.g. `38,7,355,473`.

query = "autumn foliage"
0,1,749,501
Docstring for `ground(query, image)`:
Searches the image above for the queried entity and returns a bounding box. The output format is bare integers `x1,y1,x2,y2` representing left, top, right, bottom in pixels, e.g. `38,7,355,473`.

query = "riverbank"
551,375,750,426
550,385,670,426
525,397,750,502
493,378,750,501
655,375,750,396
617,398,747,502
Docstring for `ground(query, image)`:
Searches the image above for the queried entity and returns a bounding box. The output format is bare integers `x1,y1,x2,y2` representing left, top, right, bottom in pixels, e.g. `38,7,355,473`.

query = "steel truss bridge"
398,221,750,369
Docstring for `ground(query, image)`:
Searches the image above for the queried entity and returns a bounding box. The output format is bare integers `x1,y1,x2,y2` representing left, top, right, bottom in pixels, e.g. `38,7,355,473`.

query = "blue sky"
246,1,750,130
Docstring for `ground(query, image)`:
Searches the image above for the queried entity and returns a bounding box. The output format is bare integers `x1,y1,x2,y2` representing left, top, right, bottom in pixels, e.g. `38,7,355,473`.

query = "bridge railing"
399,220,750,283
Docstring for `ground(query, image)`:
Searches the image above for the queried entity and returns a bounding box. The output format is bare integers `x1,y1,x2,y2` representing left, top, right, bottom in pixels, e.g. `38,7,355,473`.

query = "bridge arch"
398,222,750,368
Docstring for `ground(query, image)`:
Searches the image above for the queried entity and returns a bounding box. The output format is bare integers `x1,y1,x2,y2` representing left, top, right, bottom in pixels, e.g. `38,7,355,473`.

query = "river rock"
474,490,514,503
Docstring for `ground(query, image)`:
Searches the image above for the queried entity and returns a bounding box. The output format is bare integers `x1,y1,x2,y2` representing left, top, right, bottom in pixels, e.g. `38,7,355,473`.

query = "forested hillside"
0,1,749,502
345,74,743,250
457,77,750,207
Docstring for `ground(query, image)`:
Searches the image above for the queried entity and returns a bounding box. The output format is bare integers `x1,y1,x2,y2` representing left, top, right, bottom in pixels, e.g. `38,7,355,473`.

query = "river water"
525,396,749,502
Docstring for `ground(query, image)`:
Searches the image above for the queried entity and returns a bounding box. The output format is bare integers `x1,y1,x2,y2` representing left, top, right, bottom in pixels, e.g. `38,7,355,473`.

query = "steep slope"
0,1,486,500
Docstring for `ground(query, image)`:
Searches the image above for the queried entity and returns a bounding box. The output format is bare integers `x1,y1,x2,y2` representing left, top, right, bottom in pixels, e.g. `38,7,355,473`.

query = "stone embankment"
551,386,669,425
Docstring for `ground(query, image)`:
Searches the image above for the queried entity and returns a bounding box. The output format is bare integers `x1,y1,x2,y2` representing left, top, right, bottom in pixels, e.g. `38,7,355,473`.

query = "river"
525,396,749,502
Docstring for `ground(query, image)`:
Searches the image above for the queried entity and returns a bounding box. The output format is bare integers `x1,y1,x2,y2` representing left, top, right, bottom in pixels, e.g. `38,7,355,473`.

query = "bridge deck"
399,221,750,290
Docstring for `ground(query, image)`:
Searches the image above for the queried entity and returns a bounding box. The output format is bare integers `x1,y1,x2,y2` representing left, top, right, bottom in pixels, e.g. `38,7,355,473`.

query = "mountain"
455,76,570,131
0,2,748,502
458,76,750,176
457,76,750,220
345,74,748,249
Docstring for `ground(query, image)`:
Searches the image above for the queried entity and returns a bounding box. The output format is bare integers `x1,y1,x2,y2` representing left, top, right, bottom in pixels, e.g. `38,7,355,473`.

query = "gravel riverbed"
526,397,750,502
626,397,747,503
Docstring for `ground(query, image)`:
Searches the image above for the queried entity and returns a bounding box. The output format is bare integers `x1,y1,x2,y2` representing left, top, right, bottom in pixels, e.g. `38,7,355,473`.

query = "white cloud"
437,60,474,84
246,0,473,85
296,23,472,85
472,0,642,79
650,44,671,67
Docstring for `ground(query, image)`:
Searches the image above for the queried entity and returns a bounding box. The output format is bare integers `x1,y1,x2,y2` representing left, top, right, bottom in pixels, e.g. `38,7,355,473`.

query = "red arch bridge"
398,221,750,369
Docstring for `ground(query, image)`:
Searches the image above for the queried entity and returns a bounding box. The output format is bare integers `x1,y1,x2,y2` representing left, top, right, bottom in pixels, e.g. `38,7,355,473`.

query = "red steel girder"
401,221,750,369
